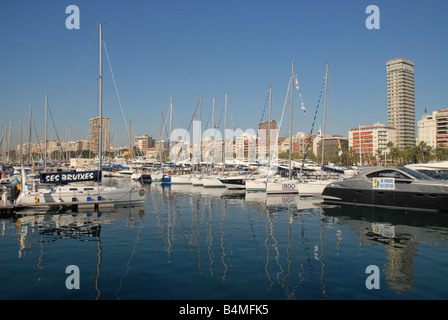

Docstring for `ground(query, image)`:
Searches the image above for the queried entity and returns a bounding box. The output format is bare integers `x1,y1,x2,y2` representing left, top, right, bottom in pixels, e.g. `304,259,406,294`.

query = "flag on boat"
315,128,322,143
301,102,307,115
338,140,343,157
295,75,300,90
21,165,29,195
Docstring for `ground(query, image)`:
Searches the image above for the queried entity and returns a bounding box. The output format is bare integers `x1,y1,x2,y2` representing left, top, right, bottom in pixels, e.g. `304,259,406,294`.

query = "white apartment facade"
417,108,448,148
417,111,437,148
349,123,397,158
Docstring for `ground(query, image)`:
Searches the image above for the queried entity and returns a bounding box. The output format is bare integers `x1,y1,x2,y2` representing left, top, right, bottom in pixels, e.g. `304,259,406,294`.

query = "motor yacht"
322,166,448,212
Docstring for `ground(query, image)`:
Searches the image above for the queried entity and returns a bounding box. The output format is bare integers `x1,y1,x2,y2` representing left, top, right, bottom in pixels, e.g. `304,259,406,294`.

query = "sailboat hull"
245,179,267,192
266,180,298,194
15,185,146,209
296,180,336,196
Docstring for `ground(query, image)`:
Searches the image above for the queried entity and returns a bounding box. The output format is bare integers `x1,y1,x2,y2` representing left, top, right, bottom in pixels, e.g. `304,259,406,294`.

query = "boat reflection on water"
322,203,448,232
2,182,448,300
322,203,448,294
8,205,146,300
244,192,323,213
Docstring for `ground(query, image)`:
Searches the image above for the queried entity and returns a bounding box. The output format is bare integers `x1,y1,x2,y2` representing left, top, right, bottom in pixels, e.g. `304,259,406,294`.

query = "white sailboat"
266,178,298,194
15,24,145,209
14,175,145,208
264,60,298,195
245,178,268,192
296,64,336,196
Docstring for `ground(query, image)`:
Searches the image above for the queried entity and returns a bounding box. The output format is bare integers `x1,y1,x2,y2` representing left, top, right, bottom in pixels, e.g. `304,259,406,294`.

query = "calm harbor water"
1,179,448,300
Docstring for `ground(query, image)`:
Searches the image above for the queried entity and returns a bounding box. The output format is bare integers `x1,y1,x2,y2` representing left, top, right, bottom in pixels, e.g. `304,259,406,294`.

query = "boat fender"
34,197,39,203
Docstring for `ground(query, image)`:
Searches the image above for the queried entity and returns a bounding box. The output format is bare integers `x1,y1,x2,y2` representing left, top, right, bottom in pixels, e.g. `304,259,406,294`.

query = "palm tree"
435,146,448,161
386,141,394,165
375,148,384,166
416,141,432,162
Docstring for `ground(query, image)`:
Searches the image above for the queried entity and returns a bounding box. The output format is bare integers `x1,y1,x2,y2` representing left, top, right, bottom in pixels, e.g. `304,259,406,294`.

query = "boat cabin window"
366,169,410,180
84,188,94,191
400,167,433,180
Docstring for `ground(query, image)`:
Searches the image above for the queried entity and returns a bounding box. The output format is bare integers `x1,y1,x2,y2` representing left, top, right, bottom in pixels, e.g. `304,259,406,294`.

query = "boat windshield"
400,167,433,180
417,169,448,180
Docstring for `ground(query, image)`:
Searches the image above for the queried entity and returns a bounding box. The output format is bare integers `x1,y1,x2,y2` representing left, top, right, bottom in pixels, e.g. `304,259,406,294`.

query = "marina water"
1,179,447,300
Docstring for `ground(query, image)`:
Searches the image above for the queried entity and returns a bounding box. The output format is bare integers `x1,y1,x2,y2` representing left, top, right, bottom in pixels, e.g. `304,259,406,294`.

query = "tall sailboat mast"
223,92,228,173
169,97,173,159
44,94,48,173
289,60,295,179
28,105,32,165
268,85,272,162
321,63,328,179
19,117,22,165
98,23,103,179
129,121,132,159
159,112,163,162
7,120,11,163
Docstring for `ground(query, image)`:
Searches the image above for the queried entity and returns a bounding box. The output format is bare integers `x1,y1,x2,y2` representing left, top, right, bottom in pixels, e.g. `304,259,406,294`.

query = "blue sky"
1,0,447,147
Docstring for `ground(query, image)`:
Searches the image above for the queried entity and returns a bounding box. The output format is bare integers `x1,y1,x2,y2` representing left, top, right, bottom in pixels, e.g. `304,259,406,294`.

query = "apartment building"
387,58,415,149
349,123,396,157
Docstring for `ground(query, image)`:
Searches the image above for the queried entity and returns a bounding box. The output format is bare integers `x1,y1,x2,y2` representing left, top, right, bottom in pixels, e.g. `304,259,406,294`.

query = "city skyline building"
387,57,416,150
417,111,437,148
416,108,448,148
436,109,448,147
89,116,110,155
349,123,397,161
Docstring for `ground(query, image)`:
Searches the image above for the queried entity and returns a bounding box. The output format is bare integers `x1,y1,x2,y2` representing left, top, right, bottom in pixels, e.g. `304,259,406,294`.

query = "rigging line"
277,77,291,137
163,103,172,140
47,104,66,162
300,73,327,173
205,108,212,129
54,25,97,122
173,99,201,163
103,40,130,142
296,75,307,116
0,127,6,149
259,87,271,124
31,114,44,159
215,105,225,128
267,78,290,166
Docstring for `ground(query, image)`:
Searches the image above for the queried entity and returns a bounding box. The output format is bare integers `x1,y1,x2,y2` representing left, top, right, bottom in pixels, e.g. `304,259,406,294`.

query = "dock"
0,203,15,215
0,199,116,215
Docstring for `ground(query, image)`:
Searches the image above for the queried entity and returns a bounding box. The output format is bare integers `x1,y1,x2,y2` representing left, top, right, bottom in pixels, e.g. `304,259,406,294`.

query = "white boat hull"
296,180,335,196
266,180,298,194
15,184,146,208
245,179,267,192
219,176,248,189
